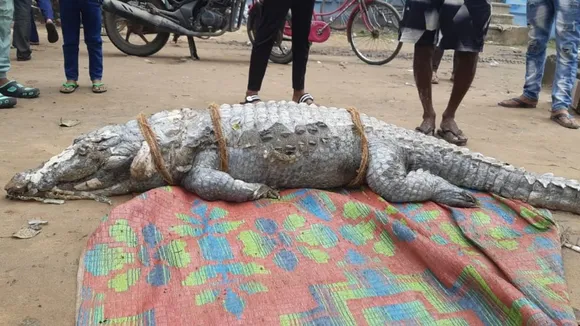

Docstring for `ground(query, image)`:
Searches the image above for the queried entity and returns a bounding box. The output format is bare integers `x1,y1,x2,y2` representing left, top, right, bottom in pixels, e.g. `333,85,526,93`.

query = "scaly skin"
4,101,580,215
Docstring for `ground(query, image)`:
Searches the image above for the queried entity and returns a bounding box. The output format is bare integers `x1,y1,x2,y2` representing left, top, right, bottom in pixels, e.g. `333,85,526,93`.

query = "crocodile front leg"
366,140,478,208
182,150,280,202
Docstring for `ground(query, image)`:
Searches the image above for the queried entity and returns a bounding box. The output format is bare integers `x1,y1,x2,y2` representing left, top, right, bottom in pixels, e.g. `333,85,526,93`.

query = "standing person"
0,0,40,108
242,0,316,105
12,0,33,61
30,0,60,45
398,0,491,146
59,0,106,94
497,0,580,129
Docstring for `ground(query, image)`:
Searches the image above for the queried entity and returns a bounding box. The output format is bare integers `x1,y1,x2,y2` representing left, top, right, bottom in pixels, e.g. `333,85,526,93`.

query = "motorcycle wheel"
247,4,293,65
103,0,170,57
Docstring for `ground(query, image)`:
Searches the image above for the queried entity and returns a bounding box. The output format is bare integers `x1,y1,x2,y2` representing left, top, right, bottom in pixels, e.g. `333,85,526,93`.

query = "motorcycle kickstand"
187,36,200,60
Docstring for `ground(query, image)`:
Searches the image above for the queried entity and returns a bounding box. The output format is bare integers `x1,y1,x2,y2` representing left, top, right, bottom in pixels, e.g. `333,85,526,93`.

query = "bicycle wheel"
346,0,402,65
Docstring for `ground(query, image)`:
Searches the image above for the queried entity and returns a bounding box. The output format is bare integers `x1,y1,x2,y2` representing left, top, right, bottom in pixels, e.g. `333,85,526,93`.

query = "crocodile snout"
4,172,30,195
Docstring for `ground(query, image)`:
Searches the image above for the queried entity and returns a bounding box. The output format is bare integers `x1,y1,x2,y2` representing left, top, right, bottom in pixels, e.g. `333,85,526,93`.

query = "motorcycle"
101,0,246,59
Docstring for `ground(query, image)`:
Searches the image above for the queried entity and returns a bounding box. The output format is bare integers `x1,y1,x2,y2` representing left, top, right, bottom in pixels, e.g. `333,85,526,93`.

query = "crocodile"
4,101,580,215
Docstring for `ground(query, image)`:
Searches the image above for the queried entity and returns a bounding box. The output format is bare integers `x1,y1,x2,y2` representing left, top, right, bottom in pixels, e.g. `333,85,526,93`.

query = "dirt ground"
0,27,579,325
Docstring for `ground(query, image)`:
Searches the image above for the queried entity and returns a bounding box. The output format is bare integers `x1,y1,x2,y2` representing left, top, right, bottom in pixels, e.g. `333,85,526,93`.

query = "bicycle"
246,0,403,66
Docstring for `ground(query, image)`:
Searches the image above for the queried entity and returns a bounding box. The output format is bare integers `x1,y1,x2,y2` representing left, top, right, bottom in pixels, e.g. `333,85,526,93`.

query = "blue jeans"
30,0,55,43
0,0,13,79
523,0,580,111
59,0,103,81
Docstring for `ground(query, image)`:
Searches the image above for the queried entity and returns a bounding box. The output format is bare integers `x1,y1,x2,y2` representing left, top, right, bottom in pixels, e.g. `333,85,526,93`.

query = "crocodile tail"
435,147,580,215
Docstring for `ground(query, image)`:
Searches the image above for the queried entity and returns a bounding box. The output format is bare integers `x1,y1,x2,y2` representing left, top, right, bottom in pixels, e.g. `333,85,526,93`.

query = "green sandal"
0,95,17,109
0,80,39,98
60,82,79,94
92,83,107,94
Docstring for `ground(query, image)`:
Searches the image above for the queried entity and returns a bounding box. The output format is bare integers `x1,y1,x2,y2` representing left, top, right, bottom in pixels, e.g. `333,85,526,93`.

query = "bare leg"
413,44,436,136
432,46,444,84
437,51,479,146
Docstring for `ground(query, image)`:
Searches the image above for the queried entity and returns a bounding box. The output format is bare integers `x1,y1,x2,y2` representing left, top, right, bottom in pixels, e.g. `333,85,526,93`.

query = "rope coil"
345,107,369,187
137,113,175,185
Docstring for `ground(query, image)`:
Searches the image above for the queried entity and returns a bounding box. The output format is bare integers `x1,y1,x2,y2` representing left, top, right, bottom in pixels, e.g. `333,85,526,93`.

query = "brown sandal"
437,128,468,146
550,111,580,129
415,125,435,136
498,96,537,109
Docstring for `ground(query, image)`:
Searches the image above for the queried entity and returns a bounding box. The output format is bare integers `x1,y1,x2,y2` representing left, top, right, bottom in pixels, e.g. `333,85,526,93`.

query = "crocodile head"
4,126,142,200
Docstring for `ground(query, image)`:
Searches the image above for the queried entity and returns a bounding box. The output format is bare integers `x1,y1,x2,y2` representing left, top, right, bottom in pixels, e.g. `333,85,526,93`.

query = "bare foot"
431,72,439,84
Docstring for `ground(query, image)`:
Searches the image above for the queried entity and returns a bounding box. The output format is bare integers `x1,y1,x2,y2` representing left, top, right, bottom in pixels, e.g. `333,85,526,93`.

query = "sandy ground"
0,27,579,325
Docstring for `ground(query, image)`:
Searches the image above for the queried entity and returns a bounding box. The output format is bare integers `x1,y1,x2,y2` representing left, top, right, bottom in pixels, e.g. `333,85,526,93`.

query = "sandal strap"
299,93,314,103
245,95,260,103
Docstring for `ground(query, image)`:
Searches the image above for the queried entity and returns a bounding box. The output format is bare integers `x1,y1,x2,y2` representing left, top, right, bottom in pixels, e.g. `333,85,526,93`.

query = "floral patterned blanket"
75,186,574,325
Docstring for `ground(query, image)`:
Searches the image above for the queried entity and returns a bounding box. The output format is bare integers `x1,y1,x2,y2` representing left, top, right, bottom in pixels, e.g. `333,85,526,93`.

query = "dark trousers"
12,0,32,59
30,0,55,43
59,0,103,81
432,46,458,74
247,0,315,91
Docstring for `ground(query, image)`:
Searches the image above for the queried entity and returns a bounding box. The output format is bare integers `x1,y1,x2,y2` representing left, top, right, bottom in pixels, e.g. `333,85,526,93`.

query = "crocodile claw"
253,184,281,200
433,189,479,208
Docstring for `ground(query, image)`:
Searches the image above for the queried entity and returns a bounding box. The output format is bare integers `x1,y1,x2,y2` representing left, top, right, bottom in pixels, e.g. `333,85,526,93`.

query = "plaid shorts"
398,0,492,52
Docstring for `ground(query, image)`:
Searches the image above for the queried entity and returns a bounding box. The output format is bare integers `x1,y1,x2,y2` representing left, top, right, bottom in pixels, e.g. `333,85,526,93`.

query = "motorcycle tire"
246,4,293,65
103,0,170,57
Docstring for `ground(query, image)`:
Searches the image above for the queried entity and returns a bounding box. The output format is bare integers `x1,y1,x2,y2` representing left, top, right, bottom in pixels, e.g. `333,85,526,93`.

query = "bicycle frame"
248,0,377,36
312,0,375,31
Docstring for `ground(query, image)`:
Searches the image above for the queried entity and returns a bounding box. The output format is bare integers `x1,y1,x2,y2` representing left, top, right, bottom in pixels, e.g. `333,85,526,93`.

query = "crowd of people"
0,0,105,109
0,0,578,144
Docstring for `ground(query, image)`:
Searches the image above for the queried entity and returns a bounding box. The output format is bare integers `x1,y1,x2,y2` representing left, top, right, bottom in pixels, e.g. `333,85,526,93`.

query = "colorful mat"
75,186,575,325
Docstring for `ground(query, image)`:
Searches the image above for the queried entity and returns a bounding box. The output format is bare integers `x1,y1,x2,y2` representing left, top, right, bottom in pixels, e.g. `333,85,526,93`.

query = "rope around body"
137,113,175,185
136,105,369,187
208,103,229,172
346,107,369,187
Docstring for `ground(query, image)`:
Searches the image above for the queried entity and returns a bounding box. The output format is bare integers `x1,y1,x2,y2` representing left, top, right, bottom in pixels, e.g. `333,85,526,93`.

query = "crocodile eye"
78,144,90,156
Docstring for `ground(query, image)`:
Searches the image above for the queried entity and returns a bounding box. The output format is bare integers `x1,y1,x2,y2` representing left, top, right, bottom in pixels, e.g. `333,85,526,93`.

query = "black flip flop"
46,21,59,43
240,95,261,104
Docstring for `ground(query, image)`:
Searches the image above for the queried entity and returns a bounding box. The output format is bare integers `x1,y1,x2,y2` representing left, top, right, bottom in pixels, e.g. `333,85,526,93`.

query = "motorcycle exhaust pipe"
102,0,195,36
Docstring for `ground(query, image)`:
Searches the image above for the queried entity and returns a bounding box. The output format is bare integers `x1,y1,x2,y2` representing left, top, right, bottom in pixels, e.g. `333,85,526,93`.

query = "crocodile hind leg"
366,140,478,208
181,150,279,202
